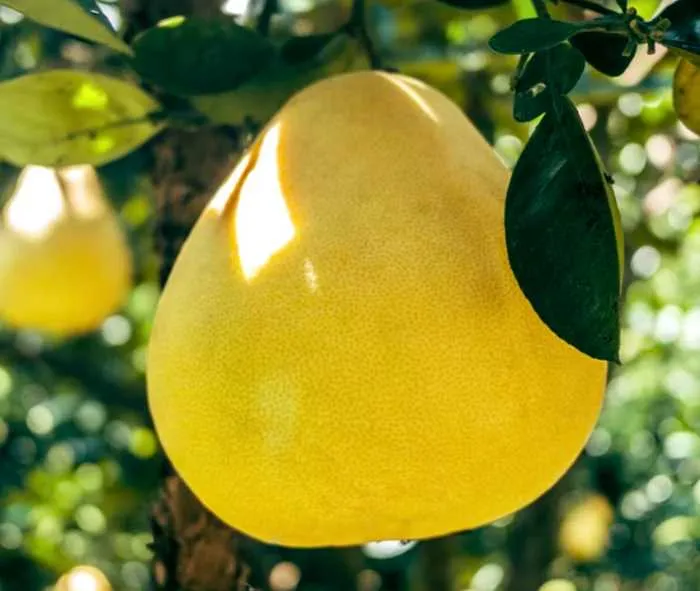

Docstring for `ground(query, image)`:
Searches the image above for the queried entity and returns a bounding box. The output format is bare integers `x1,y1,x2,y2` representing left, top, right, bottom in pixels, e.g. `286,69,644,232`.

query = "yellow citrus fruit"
0,165,132,336
673,58,700,136
147,71,608,547
559,493,614,561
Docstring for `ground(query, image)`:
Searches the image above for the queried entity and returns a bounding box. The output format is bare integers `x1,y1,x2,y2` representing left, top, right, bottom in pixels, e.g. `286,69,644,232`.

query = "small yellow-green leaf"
2,0,132,55
673,58,700,134
0,70,163,167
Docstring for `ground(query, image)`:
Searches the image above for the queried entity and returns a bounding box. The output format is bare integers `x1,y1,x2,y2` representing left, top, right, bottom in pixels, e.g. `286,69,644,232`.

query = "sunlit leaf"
489,18,582,55
131,17,276,96
570,31,635,76
513,43,585,122
673,58,700,134
505,95,622,361
0,70,163,167
192,33,369,126
1,0,131,55
628,0,659,19
654,0,700,66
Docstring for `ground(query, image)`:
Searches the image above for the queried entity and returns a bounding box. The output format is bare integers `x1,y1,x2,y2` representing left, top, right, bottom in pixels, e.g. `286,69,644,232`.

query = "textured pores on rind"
147,71,608,547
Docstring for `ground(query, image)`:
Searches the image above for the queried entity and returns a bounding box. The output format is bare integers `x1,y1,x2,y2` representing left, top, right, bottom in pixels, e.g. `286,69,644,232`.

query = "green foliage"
505,95,621,361
513,43,585,122
570,32,634,77
489,18,583,54
0,70,162,166
192,32,368,125
481,0,700,358
1,0,132,54
131,17,276,96
654,0,700,66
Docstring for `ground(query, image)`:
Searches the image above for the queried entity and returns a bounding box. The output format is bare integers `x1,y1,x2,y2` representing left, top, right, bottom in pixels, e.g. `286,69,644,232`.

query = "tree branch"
256,0,277,36
531,0,551,19
345,0,383,69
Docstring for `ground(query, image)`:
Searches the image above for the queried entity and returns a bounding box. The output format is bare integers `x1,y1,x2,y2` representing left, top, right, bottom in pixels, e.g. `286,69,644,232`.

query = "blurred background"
0,0,699,590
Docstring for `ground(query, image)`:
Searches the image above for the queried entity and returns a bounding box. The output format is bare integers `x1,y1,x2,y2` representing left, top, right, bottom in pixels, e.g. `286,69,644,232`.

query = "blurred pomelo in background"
0,165,132,336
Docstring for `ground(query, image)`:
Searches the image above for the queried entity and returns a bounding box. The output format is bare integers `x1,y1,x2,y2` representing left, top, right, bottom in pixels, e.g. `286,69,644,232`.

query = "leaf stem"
555,0,618,16
511,53,530,90
346,0,383,69
256,0,277,36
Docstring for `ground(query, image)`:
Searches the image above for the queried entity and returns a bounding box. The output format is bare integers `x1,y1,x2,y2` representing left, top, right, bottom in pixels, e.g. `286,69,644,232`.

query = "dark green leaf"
2,0,131,54
570,31,635,76
279,33,337,64
131,17,276,96
505,95,621,361
489,18,581,55
192,33,368,126
655,0,700,66
0,70,163,166
437,0,510,8
514,43,585,122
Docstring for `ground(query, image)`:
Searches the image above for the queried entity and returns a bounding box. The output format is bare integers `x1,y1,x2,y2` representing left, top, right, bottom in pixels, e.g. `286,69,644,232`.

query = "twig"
511,53,530,90
256,0,277,36
345,0,383,69
554,0,619,15
531,0,551,18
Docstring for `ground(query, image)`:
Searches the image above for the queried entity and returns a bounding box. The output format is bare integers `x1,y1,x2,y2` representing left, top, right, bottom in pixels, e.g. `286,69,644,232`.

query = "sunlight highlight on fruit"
4,166,65,239
386,75,439,122
234,123,296,280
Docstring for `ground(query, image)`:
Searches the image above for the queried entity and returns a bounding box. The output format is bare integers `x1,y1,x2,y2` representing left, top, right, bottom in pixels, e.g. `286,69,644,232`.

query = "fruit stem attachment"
346,0,383,70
